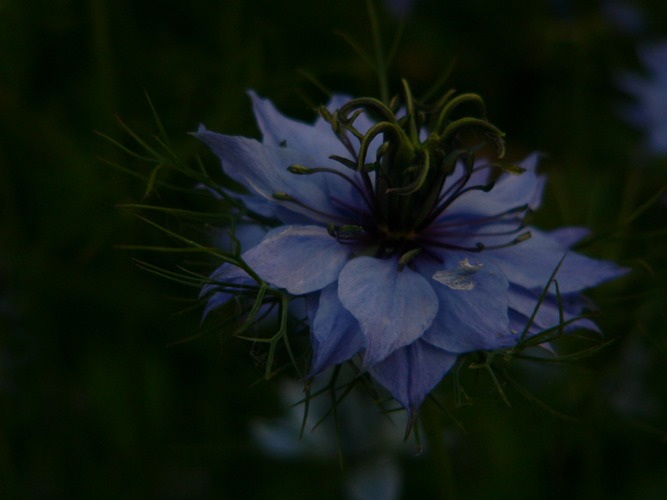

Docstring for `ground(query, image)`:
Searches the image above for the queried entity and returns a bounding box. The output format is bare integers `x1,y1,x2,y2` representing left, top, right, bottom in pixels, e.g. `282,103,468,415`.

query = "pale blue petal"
481,228,629,293
241,225,353,295
213,221,269,254
510,306,600,338
509,309,543,338
446,152,546,218
249,91,350,161
507,284,600,333
548,227,590,247
196,180,283,221
250,91,373,203
309,283,365,375
194,126,348,224
369,339,457,412
250,92,378,218
252,91,361,146
338,257,439,366
420,255,515,353
200,263,257,318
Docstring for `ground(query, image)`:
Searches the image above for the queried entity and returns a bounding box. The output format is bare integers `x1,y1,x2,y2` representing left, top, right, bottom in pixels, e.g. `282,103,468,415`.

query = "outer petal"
200,263,258,318
547,227,590,247
248,91,378,162
249,91,351,162
338,257,439,366
507,285,600,333
446,152,546,218
479,228,629,293
248,92,377,218
420,255,515,353
213,221,269,254
194,127,346,224
309,283,365,375
241,225,353,295
369,339,457,413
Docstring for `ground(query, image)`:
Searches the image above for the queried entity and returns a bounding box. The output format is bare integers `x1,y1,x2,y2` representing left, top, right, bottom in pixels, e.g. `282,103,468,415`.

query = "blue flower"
195,87,627,414
618,41,667,155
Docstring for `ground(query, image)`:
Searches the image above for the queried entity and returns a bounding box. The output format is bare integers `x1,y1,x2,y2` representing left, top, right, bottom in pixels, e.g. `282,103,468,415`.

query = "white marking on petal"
432,258,484,291
459,258,484,273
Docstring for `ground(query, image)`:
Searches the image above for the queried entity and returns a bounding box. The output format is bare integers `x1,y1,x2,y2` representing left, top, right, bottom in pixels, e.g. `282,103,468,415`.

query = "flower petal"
249,91,351,161
248,92,377,218
447,152,546,218
421,256,515,353
200,263,258,318
507,284,599,333
241,225,353,295
481,228,629,293
369,339,457,412
338,257,439,366
194,126,347,224
547,226,590,247
309,283,365,375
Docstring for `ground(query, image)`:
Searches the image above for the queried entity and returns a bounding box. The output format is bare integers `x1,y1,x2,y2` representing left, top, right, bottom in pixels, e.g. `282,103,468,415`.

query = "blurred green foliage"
1,0,666,497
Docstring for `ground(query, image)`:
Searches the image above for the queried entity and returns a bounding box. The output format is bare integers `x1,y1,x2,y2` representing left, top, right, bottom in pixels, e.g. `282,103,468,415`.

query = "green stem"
366,0,389,104
421,402,458,499
89,0,117,121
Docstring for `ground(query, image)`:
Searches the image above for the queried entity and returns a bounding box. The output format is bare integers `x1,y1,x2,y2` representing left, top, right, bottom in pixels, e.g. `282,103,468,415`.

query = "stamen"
287,163,375,212
437,224,527,238
416,237,486,253
421,181,495,230
429,204,529,230
420,230,531,255
272,192,350,224
481,231,532,250
437,162,493,202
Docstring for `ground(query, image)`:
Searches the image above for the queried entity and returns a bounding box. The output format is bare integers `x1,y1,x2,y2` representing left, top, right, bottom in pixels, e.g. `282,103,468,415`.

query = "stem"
421,402,458,499
366,0,389,104
89,0,117,120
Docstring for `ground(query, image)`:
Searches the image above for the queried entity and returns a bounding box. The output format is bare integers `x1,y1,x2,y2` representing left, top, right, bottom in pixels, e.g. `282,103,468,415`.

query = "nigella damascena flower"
618,40,667,155
195,83,627,415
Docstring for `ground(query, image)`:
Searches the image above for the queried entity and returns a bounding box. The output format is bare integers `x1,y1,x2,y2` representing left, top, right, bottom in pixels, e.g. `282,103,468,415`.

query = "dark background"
1,0,666,497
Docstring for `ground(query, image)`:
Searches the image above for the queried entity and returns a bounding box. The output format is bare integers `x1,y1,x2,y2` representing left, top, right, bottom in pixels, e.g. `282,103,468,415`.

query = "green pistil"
305,82,511,255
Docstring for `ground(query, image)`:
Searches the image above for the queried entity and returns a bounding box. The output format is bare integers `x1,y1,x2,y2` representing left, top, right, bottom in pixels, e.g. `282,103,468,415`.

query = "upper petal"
369,339,457,413
445,152,546,219
241,225,354,295
338,257,439,366
248,92,378,218
249,91,351,161
194,126,347,224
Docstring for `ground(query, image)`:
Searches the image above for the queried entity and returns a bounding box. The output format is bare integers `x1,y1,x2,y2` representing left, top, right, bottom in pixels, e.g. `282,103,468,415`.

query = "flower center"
284,81,532,261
